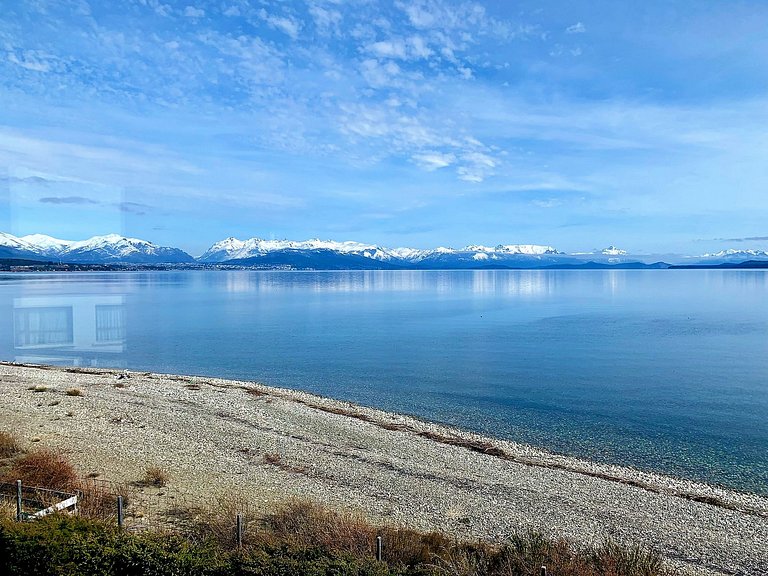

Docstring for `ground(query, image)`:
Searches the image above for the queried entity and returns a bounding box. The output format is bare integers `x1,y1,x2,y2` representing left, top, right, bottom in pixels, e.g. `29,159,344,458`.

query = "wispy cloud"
565,22,586,34
711,236,768,243
412,152,455,170
40,196,99,204
118,201,151,215
1,175,54,185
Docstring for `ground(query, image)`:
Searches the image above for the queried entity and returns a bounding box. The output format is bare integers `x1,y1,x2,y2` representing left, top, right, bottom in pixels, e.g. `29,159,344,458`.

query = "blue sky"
1,0,767,256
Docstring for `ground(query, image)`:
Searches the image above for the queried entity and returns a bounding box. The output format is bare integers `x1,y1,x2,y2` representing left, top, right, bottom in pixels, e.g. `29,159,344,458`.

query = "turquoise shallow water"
1,269,766,495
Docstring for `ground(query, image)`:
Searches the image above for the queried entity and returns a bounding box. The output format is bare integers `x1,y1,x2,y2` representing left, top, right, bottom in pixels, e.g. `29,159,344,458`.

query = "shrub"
141,466,170,487
2,449,78,490
188,492,258,549
0,515,393,576
76,479,132,521
65,388,84,397
265,499,377,557
0,431,21,458
591,539,663,576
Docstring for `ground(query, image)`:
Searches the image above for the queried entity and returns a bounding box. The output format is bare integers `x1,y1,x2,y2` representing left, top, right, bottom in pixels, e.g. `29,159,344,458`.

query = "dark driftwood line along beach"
0,362,766,575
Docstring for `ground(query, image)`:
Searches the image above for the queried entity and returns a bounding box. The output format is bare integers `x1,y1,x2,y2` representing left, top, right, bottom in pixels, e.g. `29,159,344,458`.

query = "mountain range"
2,232,767,269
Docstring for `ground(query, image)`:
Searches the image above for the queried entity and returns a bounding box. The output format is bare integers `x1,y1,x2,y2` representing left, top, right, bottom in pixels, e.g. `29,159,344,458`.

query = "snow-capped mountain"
600,245,628,256
7,230,765,269
1,232,193,263
198,237,396,263
19,234,74,256
464,244,560,255
199,237,564,265
199,237,567,266
697,249,768,261
0,232,41,260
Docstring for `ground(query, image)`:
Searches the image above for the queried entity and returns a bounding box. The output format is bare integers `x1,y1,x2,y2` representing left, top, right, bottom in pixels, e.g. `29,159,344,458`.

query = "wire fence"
0,481,78,519
1,477,198,532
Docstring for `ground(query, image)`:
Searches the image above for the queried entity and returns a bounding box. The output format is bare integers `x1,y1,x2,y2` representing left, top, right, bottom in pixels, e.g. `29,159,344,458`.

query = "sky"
1,0,768,257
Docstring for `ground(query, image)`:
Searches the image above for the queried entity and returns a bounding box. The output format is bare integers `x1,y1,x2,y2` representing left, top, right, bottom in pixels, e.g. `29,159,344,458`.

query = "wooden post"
117,495,124,529
236,513,243,548
375,535,382,561
16,480,22,522
541,566,547,576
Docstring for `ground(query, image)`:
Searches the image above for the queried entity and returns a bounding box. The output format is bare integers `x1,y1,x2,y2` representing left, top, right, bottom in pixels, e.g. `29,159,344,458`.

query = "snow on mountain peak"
699,249,768,258
463,244,558,255
1,231,193,263
495,244,559,255
199,236,397,262
601,246,627,256
1,232,36,250
20,234,74,251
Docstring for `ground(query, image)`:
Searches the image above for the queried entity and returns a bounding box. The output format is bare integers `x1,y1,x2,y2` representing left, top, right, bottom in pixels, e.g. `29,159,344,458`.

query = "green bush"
0,516,399,576
0,509,666,576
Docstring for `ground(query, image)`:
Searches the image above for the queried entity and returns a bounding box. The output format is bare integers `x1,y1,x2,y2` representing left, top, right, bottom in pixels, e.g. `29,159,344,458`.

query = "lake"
1,269,766,495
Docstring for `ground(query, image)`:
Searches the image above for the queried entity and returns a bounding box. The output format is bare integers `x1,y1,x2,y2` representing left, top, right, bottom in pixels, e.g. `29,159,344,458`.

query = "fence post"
117,495,124,529
236,513,243,548
16,480,22,522
375,535,382,561
541,566,547,576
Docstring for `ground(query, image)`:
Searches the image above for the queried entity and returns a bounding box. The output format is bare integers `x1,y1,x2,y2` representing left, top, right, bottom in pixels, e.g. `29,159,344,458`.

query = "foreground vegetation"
0,510,665,576
0,430,666,576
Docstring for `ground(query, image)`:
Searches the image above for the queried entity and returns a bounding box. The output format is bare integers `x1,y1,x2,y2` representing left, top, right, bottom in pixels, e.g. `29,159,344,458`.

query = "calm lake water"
1,270,766,495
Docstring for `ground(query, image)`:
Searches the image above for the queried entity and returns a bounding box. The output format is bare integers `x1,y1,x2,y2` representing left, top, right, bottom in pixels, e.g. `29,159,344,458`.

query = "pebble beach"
0,362,766,575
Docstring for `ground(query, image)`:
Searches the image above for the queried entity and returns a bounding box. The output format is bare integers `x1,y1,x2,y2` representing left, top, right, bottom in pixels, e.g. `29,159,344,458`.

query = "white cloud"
413,152,455,170
396,0,487,31
309,5,342,35
457,151,497,183
194,31,287,96
138,0,172,17
7,51,54,73
364,36,435,61
566,22,586,34
184,6,204,18
532,198,563,209
223,6,240,17
407,35,432,58
365,40,408,59
359,58,401,88
457,65,473,79
258,10,302,39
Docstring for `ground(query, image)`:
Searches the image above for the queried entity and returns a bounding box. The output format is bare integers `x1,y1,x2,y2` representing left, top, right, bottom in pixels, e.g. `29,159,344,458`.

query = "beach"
0,362,766,575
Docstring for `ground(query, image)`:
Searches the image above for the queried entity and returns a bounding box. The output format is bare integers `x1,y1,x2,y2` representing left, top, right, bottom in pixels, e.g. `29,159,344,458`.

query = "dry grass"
265,499,377,556
2,449,78,490
263,452,282,465
0,498,16,520
0,431,21,458
65,388,84,397
189,492,260,549
140,465,170,487
259,500,665,576
76,479,132,520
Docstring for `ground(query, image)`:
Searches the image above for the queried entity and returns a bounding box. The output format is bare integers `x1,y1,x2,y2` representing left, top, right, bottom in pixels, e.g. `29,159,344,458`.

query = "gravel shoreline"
1,362,766,575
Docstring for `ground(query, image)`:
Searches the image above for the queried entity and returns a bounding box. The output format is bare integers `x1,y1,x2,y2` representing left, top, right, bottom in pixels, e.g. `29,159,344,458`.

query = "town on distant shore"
2,231,768,271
